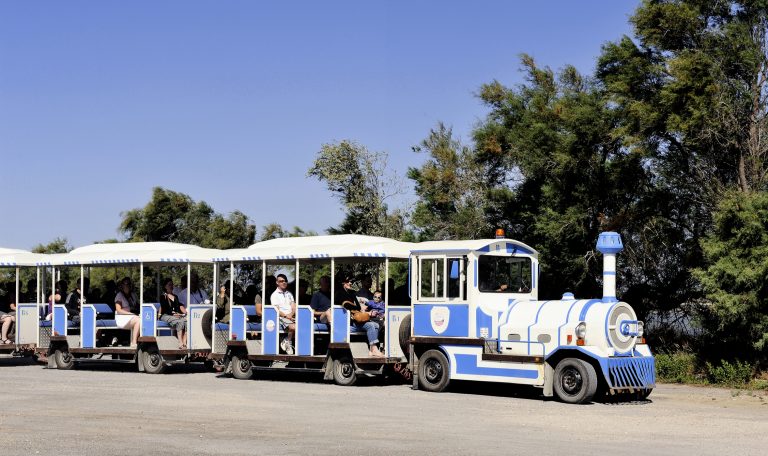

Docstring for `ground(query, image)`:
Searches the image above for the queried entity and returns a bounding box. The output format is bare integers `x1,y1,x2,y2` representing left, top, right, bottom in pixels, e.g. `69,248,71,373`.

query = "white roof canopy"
213,235,416,262
406,238,538,257
51,242,223,266
0,247,47,267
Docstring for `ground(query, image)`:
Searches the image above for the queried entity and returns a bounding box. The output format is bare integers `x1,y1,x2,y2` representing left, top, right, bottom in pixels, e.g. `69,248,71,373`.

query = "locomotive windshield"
478,255,531,293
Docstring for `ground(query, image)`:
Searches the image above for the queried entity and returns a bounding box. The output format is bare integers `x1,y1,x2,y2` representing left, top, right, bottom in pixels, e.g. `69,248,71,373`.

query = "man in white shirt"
270,274,296,355
179,273,210,306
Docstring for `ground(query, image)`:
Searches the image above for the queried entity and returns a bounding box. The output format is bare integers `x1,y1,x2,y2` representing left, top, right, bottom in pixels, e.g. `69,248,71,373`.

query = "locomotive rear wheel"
231,354,253,380
54,349,74,370
418,349,450,392
332,356,357,386
553,358,597,404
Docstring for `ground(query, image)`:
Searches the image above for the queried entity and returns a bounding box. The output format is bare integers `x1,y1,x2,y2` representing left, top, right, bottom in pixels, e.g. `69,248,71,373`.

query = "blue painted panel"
231,306,246,341
141,306,156,337
53,305,67,336
454,353,538,379
332,307,348,343
475,307,493,339
262,307,279,355
297,307,312,356
82,306,96,348
413,304,469,337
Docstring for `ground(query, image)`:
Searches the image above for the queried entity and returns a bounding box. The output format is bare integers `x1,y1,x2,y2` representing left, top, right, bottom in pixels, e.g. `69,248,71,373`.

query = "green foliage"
655,351,699,383
308,140,406,239
470,56,653,299
409,123,493,240
119,187,255,249
694,191,768,355
32,237,71,254
706,359,754,386
258,223,317,241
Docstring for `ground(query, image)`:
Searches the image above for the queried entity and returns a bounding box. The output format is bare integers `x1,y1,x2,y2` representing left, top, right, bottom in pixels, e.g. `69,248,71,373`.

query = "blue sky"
0,1,638,249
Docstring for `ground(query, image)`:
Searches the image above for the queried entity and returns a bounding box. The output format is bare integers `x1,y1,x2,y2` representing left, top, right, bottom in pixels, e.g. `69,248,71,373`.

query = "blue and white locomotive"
406,231,655,403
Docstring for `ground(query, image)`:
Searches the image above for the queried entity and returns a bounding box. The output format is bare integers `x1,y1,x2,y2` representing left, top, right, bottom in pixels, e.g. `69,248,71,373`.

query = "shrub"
655,352,697,383
705,360,753,387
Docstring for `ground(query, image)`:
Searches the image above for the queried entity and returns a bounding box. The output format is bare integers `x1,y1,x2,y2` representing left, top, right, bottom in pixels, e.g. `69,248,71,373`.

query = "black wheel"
54,349,74,370
418,349,450,392
332,356,357,386
636,388,653,400
398,314,411,356
231,354,253,380
553,358,598,404
142,347,167,374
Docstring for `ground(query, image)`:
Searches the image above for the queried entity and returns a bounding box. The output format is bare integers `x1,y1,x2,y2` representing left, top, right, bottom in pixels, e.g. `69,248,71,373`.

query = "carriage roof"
49,242,222,266
212,234,415,262
0,247,47,267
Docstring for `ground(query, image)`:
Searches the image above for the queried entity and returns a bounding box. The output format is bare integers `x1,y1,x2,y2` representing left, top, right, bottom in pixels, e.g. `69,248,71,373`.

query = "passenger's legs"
363,321,383,357
127,316,140,346
1,316,12,342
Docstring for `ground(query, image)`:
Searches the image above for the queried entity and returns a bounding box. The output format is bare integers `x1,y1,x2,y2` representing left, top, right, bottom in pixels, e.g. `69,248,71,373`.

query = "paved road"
0,359,766,455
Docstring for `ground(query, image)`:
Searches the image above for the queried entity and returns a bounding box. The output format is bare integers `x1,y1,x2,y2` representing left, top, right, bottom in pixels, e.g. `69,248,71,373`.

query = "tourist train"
0,231,655,404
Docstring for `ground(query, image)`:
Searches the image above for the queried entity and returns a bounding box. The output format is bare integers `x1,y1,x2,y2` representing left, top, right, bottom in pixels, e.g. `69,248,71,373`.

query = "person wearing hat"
336,274,384,358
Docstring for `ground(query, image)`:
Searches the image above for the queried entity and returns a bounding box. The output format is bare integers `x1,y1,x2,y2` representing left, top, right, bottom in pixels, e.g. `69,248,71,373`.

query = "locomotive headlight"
575,322,587,339
637,321,644,337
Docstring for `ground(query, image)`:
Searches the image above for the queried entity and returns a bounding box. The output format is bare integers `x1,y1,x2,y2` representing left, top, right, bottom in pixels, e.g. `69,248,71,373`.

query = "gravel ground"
0,358,766,455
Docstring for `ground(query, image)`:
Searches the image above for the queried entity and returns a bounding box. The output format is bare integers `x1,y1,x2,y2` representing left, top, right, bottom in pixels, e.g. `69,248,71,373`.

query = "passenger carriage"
406,231,655,403
213,235,414,385
45,242,223,372
0,248,46,360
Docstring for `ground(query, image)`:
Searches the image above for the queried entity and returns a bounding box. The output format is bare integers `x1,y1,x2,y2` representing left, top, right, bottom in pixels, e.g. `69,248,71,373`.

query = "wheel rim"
338,361,354,378
147,352,161,369
560,366,583,395
237,358,250,373
59,351,72,364
424,358,443,384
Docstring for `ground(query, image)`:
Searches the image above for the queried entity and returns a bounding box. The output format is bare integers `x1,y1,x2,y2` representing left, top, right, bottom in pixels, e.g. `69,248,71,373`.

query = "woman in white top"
114,277,141,347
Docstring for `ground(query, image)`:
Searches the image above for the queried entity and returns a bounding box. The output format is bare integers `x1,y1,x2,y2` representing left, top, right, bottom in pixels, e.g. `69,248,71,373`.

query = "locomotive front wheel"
418,349,450,392
636,388,653,400
332,356,357,386
142,347,167,374
54,349,74,370
553,358,597,404
231,354,253,380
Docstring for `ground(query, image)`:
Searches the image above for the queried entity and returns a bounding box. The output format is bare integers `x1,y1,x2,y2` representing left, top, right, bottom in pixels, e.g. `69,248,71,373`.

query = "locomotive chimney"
596,231,623,302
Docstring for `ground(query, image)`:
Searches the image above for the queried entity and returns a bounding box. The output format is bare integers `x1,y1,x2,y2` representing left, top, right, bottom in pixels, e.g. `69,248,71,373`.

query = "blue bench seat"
40,321,78,328
247,322,262,331
96,320,117,328
314,323,330,332
215,323,229,332
157,320,170,328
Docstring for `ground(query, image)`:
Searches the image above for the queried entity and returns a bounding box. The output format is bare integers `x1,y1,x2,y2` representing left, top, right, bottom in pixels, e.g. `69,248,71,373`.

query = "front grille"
607,356,655,390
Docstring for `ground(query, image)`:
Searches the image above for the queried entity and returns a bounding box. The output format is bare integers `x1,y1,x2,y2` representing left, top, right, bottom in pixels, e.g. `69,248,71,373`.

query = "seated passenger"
179,272,209,306
114,277,141,347
309,275,332,324
0,299,15,345
271,274,295,355
215,282,231,323
65,278,89,326
100,280,117,311
356,275,374,300
338,275,383,358
159,278,187,349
